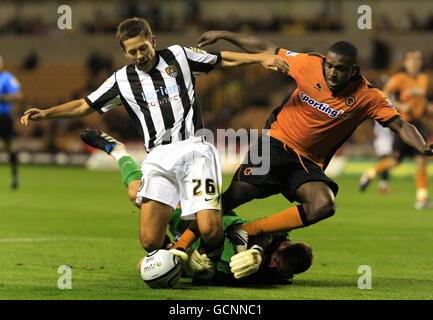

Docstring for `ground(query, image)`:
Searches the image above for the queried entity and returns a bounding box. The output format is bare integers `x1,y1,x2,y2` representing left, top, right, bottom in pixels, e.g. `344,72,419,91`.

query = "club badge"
165,65,178,78
345,96,356,107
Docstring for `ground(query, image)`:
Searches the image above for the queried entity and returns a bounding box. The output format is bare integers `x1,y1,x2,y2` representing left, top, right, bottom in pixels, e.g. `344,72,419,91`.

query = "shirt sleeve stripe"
378,114,401,127
85,74,119,113
187,58,216,74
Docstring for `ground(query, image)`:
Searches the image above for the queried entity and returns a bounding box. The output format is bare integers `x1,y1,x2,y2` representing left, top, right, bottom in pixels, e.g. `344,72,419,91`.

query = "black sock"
10,152,18,176
380,170,389,181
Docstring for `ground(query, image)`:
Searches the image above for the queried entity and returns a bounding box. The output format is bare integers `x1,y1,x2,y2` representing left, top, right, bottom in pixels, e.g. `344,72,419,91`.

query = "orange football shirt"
383,71,428,122
267,49,399,169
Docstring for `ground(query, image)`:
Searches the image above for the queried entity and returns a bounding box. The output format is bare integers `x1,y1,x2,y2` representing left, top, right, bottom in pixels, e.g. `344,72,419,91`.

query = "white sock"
110,145,128,162
366,168,377,179
416,188,428,202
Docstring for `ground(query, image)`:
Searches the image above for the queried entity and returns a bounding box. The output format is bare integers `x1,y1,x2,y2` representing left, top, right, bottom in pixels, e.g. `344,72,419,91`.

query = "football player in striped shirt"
20,18,290,261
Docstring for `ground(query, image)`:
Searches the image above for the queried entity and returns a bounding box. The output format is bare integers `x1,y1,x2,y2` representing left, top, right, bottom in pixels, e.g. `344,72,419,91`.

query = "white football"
139,249,182,288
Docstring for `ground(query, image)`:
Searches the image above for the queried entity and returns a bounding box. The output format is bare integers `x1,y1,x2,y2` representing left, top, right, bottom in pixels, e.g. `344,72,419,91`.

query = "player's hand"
183,249,216,282
21,108,46,126
259,54,290,74
197,30,224,48
230,247,263,279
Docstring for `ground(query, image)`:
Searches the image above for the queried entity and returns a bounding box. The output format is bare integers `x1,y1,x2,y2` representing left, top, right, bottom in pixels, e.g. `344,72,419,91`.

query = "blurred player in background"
0,54,23,189
359,50,431,209
371,121,394,194
20,18,290,261
80,128,313,284
193,31,433,246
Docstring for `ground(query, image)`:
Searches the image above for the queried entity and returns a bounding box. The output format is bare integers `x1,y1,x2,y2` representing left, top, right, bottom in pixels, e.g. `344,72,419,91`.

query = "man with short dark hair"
194,31,433,276
0,55,23,189
20,18,290,261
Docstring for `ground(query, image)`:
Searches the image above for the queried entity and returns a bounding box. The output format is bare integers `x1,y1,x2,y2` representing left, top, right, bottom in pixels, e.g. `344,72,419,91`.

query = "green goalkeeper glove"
229,246,263,279
183,249,216,282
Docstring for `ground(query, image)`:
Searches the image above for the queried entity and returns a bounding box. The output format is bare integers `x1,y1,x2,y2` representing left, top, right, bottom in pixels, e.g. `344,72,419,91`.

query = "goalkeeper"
169,207,313,285
80,128,313,284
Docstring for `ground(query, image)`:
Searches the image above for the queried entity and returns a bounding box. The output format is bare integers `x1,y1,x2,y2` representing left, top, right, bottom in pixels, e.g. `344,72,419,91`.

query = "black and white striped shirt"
85,45,221,152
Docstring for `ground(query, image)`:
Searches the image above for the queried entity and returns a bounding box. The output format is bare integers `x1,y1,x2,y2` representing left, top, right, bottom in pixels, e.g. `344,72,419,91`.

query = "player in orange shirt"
195,32,433,264
359,50,431,209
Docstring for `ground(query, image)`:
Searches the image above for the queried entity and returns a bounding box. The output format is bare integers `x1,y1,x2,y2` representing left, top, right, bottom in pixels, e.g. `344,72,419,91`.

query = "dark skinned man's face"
324,51,356,92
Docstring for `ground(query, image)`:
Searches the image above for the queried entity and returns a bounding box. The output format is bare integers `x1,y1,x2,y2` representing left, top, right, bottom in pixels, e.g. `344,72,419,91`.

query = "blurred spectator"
21,50,39,71
377,14,394,33
184,0,201,27
371,39,391,69
119,0,162,31
86,52,113,77
120,0,150,18
401,10,420,32
425,13,433,31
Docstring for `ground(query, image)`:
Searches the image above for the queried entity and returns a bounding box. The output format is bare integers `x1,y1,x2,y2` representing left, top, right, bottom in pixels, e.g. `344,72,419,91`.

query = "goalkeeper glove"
183,249,216,282
229,245,263,279
228,224,249,253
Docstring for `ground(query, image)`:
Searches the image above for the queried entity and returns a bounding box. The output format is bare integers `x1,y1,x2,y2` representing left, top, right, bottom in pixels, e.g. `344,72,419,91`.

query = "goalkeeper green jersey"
169,209,245,274
169,209,292,284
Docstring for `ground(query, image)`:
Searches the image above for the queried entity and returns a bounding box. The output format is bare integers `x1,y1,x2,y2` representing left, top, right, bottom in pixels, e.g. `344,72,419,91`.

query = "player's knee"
304,197,336,224
199,224,224,247
139,234,164,252
315,197,336,220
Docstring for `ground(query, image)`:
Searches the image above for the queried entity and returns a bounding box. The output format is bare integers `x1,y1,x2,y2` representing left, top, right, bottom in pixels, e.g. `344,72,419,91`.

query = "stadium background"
0,0,433,174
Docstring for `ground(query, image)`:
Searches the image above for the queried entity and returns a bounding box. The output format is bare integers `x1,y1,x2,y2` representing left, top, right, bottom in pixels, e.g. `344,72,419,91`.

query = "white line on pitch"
0,237,135,243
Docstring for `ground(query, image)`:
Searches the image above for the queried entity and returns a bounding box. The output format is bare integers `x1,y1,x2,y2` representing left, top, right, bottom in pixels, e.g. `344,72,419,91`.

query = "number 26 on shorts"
192,179,216,197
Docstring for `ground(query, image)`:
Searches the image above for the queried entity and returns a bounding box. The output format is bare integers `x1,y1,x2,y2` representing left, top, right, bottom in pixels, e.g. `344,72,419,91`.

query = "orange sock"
375,158,395,175
416,167,428,190
241,205,306,236
172,222,200,250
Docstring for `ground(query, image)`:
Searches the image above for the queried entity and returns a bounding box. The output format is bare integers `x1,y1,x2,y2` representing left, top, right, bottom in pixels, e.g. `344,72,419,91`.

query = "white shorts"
136,136,222,220
373,122,393,157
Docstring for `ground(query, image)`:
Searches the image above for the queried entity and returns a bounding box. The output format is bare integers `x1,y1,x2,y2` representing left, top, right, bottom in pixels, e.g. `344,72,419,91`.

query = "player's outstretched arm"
387,117,433,156
197,30,277,54
218,51,290,73
21,99,94,126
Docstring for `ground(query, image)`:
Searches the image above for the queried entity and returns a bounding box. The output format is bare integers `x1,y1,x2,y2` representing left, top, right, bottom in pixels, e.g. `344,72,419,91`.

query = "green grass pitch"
1,164,433,300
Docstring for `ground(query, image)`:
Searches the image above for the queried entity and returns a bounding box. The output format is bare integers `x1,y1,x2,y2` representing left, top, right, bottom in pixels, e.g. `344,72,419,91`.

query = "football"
139,249,183,288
